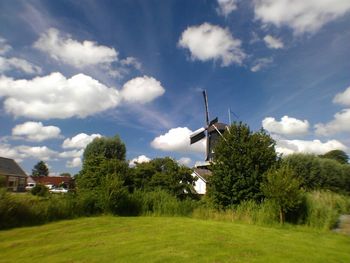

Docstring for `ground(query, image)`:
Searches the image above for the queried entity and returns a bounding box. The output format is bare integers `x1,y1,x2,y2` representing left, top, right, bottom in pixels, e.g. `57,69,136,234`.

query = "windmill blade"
202,90,210,126
190,127,206,144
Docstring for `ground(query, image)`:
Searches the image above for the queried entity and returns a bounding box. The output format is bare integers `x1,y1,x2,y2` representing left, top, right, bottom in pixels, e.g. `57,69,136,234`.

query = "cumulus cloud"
0,143,58,162
0,56,42,74
129,155,151,167
263,35,284,49
177,157,192,166
33,28,118,67
0,72,120,119
275,138,347,156
66,157,82,168
178,23,246,66
62,133,102,149
250,57,273,72
262,116,309,136
315,109,350,136
12,121,61,142
333,86,350,106
151,127,206,153
254,0,350,34
121,76,165,104
59,149,84,158
216,0,237,17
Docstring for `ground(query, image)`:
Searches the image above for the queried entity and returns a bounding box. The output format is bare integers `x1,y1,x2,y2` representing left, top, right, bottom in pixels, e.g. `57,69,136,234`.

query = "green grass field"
0,216,349,263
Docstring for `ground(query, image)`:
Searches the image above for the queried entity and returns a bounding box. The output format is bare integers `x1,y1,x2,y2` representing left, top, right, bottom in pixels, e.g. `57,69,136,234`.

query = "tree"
83,135,126,161
60,173,71,177
32,161,49,177
283,154,322,190
320,150,349,164
209,122,278,207
131,157,196,199
261,165,303,224
76,135,129,191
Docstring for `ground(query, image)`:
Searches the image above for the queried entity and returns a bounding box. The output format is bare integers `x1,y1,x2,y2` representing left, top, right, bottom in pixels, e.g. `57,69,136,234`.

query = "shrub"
31,184,49,197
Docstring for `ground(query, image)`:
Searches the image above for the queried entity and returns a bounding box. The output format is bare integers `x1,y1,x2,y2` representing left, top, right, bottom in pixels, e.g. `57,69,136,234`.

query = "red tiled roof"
29,176,73,186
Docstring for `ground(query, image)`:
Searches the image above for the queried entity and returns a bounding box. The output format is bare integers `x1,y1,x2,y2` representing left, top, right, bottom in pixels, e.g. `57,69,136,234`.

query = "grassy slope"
0,216,349,263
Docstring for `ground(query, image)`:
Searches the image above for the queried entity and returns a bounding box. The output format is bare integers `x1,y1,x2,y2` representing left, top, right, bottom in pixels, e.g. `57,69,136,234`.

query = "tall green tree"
32,161,49,177
83,135,126,161
77,135,129,190
261,165,303,224
209,122,278,207
319,150,349,164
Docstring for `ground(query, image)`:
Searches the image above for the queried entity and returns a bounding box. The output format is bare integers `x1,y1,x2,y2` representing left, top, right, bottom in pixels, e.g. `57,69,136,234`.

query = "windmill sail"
190,127,206,144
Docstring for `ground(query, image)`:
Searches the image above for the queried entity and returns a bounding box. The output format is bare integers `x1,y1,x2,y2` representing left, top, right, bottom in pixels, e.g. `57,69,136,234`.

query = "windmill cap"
207,123,228,132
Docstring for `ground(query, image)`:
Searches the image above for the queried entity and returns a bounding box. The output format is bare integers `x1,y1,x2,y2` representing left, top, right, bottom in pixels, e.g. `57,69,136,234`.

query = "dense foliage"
131,157,196,199
31,160,49,176
283,153,350,193
319,150,349,164
83,135,126,161
209,122,278,207
261,165,303,224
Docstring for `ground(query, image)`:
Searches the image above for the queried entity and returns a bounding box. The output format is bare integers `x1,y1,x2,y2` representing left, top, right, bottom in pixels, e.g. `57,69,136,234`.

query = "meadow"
0,216,349,263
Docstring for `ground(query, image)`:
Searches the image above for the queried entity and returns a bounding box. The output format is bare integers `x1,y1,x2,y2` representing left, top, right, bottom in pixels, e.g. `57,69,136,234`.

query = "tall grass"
192,199,279,225
304,190,350,230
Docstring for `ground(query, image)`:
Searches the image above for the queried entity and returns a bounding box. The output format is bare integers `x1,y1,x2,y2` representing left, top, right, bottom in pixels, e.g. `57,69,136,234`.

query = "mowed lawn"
0,216,349,263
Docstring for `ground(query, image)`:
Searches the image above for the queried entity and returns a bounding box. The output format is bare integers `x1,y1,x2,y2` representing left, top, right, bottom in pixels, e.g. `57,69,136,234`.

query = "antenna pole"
228,107,231,124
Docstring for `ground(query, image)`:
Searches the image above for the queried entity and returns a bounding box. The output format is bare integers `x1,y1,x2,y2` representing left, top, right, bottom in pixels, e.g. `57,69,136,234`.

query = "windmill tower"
190,90,228,164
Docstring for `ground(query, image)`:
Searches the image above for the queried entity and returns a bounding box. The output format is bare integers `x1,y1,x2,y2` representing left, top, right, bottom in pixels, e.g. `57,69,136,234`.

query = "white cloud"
333,86,350,106
177,157,192,166
251,57,273,72
263,35,284,49
12,121,61,142
0,72,120,119
254,0,350,34
66,157,82,168
121,76,165,104
0,143,58,162
0,56,42,74
62,133,102,149
262,116,309,136
0,37,11,55
129,155,151,167
315,109,350,136
33,28,118,67
151,127,206,153
120,57,142,70
216,0,238,17
59,149,84,158
275,138,347,156
178,23,246,66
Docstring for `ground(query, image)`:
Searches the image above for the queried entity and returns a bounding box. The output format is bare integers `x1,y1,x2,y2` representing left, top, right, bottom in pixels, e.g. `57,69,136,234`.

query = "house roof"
29,176,73,186
0,157,27,177
193,168,212,182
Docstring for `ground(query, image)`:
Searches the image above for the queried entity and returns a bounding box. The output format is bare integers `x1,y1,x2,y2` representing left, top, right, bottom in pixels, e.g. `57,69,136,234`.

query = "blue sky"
1,0,350,175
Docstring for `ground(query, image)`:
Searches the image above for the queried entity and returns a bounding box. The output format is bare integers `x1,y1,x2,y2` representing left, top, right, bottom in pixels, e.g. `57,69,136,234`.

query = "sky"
1,0,350,175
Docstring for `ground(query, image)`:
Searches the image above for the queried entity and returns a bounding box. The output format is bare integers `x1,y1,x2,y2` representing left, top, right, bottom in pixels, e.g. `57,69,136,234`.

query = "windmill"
190,90,228,163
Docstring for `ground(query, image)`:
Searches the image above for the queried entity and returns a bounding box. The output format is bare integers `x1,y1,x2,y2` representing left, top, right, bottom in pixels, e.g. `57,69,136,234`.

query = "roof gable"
0,157,27,177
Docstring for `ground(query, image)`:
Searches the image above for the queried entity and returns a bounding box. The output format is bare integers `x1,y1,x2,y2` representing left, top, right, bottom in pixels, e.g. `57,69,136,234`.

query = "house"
0,157,27,192
192,166,212,195
28,176,75,189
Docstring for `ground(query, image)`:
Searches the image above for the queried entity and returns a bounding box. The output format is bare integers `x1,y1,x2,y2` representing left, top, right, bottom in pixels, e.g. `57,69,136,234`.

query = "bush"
31,184,49,197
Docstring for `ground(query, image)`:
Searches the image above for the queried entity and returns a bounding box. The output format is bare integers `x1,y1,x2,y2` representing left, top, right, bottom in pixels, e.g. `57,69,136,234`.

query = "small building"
192,166,212,195
0,157,27,192
28,176,75,189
